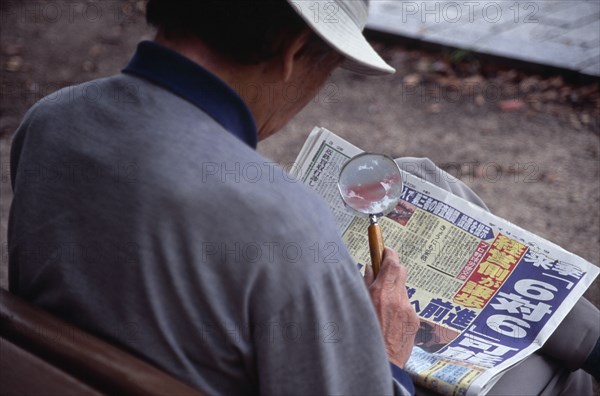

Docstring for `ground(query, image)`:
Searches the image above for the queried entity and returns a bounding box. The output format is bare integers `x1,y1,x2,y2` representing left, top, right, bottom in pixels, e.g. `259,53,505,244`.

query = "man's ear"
282,29,313,82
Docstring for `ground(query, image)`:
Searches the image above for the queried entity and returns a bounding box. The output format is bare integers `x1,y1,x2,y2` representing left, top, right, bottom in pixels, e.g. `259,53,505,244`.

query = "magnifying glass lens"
338,153,403,216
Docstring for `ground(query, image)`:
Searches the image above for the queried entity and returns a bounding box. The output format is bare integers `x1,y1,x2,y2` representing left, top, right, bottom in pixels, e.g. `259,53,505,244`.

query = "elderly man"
9,1,417,394
8,0,598,395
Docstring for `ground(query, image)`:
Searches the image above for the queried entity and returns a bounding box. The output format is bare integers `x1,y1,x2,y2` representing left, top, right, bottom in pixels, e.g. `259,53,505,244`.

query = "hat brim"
289,0,395,76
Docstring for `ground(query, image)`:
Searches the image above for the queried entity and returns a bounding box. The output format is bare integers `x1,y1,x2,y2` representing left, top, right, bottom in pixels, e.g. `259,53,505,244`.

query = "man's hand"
364,247,419,368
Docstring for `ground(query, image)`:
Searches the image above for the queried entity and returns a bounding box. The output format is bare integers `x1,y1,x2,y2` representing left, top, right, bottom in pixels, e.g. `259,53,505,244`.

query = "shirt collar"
123,41,258,149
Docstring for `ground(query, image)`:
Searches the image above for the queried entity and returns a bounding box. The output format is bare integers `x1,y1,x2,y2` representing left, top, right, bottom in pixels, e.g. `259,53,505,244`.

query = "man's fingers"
366,247,418,368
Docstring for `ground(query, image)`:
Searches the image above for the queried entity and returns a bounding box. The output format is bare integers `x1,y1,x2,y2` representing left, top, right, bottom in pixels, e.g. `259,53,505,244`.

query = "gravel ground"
1,0,598,390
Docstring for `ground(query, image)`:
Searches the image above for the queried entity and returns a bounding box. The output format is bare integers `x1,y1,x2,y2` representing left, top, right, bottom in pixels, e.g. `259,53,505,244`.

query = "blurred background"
0,0,598,381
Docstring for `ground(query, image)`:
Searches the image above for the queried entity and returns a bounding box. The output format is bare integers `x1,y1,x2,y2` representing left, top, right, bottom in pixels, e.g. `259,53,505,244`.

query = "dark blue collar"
123,41,258,149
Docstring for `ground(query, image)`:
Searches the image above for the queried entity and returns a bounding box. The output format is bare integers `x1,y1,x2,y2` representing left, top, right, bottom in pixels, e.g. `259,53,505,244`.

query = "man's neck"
154,32,283,140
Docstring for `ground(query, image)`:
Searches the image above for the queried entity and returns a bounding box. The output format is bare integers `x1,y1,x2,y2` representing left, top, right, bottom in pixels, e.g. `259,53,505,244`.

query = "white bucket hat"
287,0,395,75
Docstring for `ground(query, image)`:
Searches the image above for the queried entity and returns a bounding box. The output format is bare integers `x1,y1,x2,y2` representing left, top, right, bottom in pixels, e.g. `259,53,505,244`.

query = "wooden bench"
0,288,204,396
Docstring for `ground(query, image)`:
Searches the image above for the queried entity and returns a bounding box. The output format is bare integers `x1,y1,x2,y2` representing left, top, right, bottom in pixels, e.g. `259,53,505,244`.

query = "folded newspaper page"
293,127,599,396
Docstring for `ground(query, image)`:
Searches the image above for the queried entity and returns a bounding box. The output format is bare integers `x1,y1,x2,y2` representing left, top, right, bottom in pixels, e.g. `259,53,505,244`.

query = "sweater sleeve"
251,250,412,395
391,363,415,396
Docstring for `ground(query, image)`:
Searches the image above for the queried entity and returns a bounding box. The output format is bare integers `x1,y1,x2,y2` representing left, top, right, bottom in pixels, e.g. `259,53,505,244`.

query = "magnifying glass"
338,153,403,277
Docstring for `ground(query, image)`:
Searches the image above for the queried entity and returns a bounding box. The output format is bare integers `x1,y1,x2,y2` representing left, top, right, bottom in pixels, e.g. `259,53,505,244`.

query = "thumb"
373,247,404,291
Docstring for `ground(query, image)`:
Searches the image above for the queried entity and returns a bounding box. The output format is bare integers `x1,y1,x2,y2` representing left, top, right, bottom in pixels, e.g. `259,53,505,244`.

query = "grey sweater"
9,73,421,395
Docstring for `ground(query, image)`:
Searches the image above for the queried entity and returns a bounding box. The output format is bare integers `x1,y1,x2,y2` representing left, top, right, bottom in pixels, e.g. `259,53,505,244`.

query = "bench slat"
0,337,105,396
0,289,205,396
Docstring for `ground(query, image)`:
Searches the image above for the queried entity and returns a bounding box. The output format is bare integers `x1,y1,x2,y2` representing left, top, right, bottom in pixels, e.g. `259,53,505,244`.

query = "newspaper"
293,126,599,396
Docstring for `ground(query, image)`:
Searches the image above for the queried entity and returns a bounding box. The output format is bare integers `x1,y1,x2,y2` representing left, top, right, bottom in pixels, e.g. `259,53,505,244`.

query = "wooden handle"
368,223,384,277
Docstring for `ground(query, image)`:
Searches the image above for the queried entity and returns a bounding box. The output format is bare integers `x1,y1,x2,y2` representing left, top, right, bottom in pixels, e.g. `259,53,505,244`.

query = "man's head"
146,0,394,75
146,1,394,139
146,0,334,66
